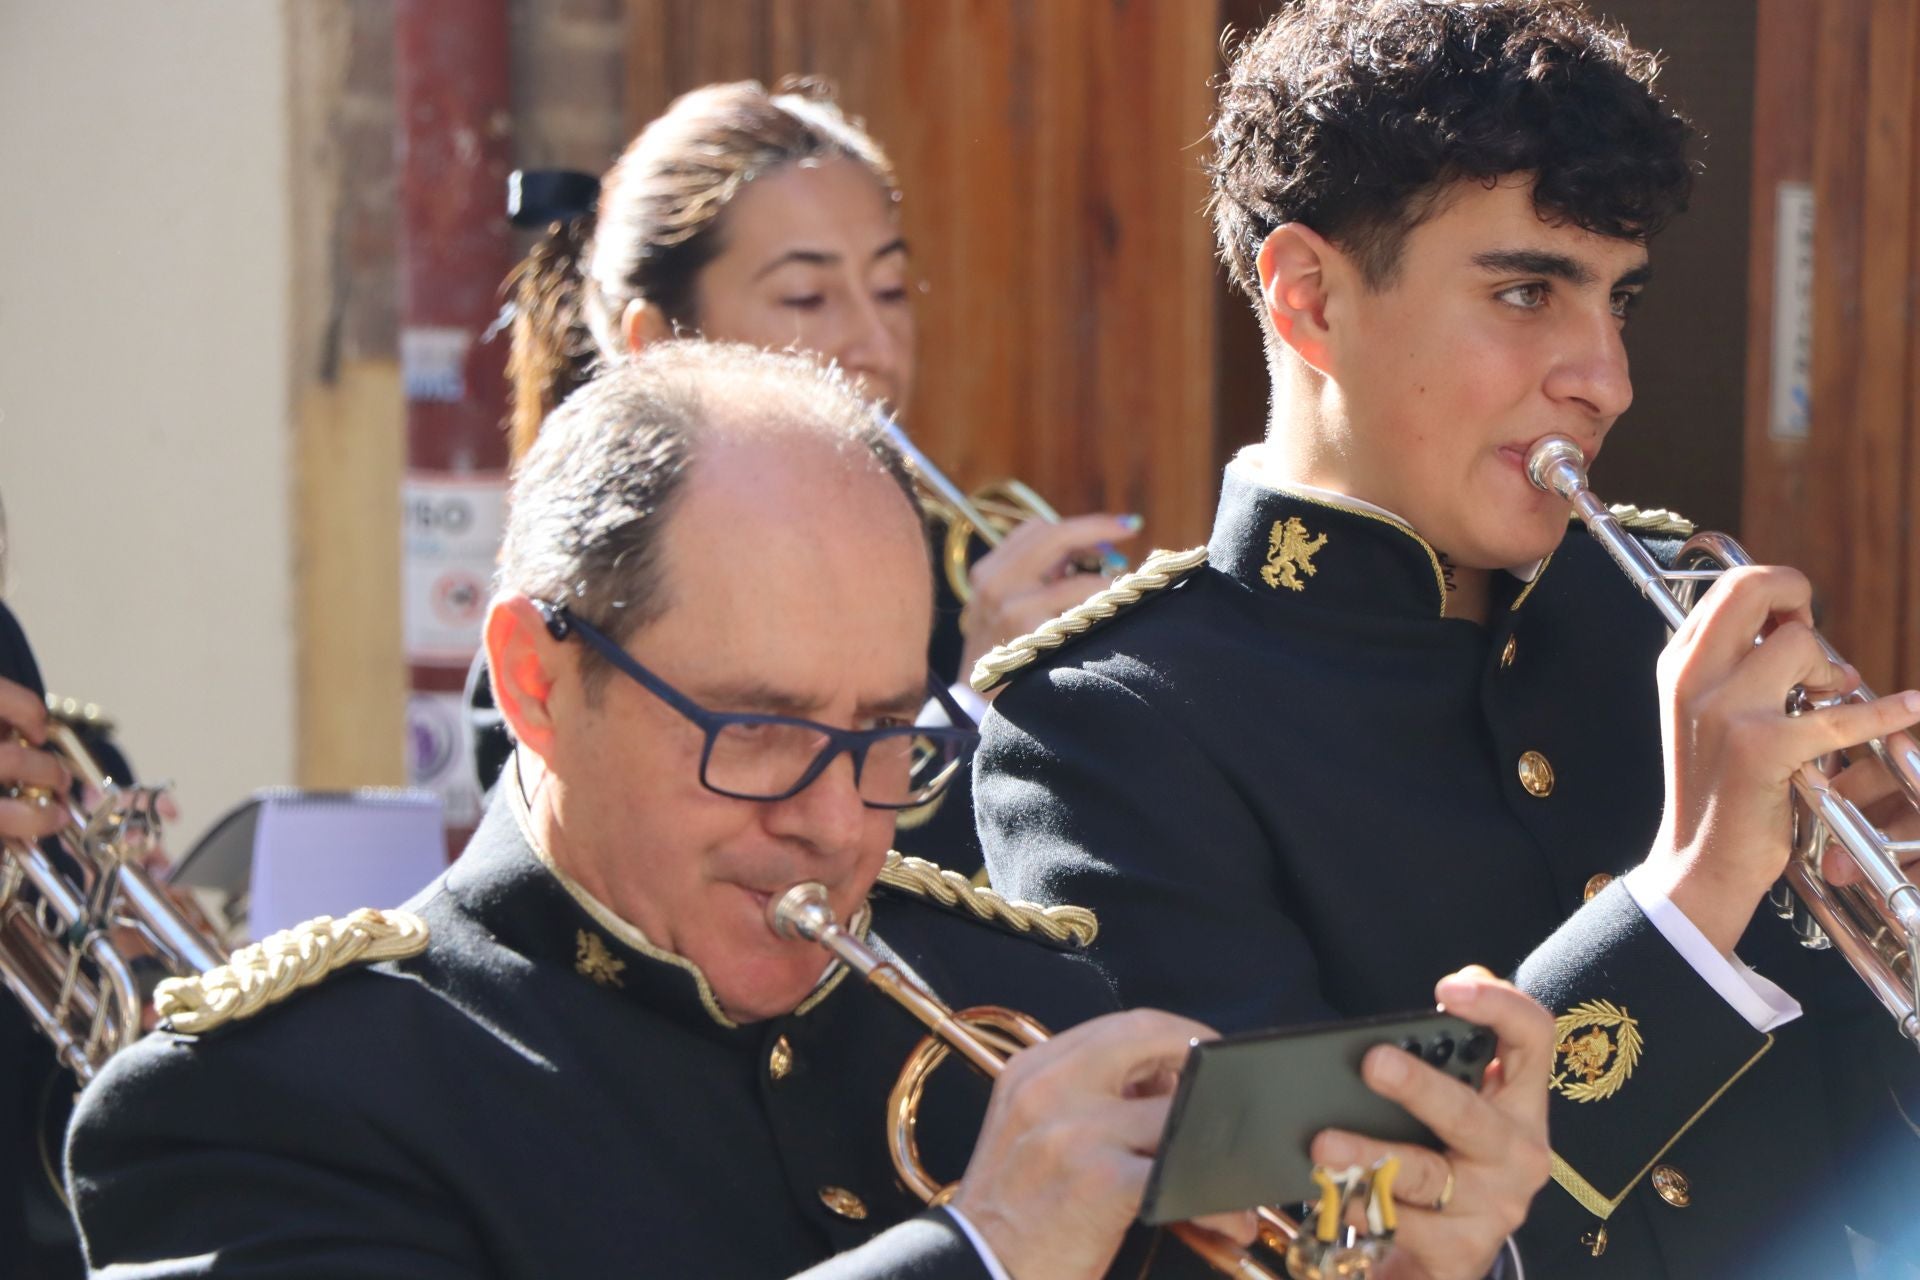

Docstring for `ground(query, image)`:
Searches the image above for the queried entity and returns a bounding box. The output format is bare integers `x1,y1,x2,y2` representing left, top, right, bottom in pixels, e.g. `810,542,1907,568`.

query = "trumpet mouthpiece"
768,882,835,943
1525,436,1590,499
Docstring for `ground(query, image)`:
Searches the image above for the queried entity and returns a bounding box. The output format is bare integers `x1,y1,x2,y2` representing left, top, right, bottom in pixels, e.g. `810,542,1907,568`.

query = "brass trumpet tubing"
877,418,1006,551
768,884,1301,1279
47,720,110,794
1526,440,1690,630
111,854,225,975
0,840,140,1082
1681,537,1920,1029
873,408,1118,604
2,714,228,1080
867,966,1007,1078
1526,434,1920,1049
886,1005,1048,1205
1784,859,1920,1042
0,932,94,1080
768,887,1006,1078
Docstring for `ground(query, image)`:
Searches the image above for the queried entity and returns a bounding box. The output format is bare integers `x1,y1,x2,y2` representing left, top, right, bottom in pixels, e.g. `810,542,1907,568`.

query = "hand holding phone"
1145,967,1555,1280
1141,1009,1493,1222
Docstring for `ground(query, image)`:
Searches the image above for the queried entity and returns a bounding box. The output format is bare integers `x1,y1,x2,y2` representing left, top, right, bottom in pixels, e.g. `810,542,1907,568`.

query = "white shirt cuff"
1621,866,1804,1033
943,1206,1014,1280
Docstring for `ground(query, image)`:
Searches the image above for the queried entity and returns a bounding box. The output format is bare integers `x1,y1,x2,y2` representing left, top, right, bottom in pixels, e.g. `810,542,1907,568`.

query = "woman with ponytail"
486,79,1139,866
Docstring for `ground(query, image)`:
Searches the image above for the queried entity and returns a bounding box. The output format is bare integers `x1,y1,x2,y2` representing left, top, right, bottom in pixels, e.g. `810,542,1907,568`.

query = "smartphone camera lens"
1399,1037,1423,1058
1459,1030,1494,1065
1424,1035,1455,1066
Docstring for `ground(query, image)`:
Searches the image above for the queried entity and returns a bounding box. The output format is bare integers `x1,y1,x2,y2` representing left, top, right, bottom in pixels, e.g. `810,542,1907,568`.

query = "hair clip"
507,169,602,229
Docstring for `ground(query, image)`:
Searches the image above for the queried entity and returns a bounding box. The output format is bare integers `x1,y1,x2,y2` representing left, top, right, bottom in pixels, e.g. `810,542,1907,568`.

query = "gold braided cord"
154,908,430,1035
878,851,1098,947
969,545,1210,694
1603,503,1694,536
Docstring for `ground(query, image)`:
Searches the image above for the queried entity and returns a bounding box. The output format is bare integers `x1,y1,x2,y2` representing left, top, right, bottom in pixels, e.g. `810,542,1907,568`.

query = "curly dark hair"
1209,0,1695,302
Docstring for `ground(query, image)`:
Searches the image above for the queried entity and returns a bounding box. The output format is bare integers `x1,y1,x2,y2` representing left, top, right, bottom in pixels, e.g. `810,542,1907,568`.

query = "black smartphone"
1138,1009,1494,1225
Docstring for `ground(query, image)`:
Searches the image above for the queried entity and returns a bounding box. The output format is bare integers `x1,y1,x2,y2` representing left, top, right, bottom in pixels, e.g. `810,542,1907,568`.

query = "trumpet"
1,716,227,1083
873,413,1127,603
769,882,1407,1280
1527,435,1920,1048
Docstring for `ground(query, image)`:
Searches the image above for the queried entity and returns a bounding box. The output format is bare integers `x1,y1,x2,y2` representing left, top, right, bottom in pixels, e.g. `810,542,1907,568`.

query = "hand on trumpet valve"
959,512,1143,684
1306,968,1554,1280
0,675,69,841
1821,724,1920,886
948,1007,1258,1280
1643,564,1920,952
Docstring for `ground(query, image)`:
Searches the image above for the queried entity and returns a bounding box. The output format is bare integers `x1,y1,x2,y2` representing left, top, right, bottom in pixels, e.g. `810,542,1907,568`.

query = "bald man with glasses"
65,343,1551,1280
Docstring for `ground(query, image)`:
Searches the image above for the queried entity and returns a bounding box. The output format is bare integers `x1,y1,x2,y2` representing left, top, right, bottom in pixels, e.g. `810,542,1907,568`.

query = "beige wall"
0,3,294,848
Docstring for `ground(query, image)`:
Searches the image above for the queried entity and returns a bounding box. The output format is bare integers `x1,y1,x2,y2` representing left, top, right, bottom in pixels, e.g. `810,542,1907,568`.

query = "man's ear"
1256,224,1339,373
620,297,674,356
485,597,566,761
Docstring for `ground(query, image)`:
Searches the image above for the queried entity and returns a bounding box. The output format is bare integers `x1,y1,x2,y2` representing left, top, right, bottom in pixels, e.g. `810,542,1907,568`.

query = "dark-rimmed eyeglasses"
536,602,976,810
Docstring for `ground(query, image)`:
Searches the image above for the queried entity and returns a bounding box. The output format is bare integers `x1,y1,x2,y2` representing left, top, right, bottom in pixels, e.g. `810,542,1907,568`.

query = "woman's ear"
619,297,674,356
1255,224,1339,374
485,597,565,762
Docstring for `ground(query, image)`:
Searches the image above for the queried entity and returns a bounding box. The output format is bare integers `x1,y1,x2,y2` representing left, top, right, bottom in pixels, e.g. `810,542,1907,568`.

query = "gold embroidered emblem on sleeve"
1260,517,1328,591
1550,999,1642,1102
575,929,627,988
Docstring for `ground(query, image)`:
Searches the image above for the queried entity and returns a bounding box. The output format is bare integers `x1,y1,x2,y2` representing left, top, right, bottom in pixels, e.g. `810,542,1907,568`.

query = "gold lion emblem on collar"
575,929,627,989
1551,999,1642,1103
1261,516,1328,591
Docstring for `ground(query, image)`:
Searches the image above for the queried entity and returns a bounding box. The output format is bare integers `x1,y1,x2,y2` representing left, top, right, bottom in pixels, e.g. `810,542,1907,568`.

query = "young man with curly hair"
977,2,1920,1274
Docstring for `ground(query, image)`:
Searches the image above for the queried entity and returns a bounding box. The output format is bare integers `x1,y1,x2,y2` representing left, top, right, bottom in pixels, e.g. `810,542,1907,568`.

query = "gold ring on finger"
1432,1165,1456,1212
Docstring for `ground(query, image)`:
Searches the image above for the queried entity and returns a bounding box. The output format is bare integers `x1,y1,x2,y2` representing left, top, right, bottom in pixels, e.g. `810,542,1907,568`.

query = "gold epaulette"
970,545,1210,695
1603,504,1695,537
154,908,430,1035
877,851,1098,948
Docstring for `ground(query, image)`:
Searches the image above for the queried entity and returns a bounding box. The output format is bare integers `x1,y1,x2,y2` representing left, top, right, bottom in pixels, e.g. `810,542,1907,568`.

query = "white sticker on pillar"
1769,181,1814,442
403,472,507,666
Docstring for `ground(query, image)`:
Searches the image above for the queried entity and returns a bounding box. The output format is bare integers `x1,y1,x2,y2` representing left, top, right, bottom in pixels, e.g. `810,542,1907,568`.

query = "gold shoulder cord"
154,908,430,1035
1604,503,1695,537
877,852,1098,948
970,545,1210,695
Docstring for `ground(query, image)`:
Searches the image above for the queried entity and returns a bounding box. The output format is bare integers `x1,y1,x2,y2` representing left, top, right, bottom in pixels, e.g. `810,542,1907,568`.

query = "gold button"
1500,634,1518,669
768,1035,793,1081
818,1186,868,1220
1650,1164,1691,1208
1583,873,1614,902
1581,1225,1609,1256
1517,750,1555,797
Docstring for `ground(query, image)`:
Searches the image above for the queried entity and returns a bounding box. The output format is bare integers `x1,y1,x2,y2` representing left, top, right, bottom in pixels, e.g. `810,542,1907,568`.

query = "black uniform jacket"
1,600,44,693
3,601,83,1280
63,775,1224,1279
977,468,1920,1278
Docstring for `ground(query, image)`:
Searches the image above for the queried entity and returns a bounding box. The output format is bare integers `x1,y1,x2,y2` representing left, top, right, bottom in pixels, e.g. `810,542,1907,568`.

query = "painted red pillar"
394,1,514,851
